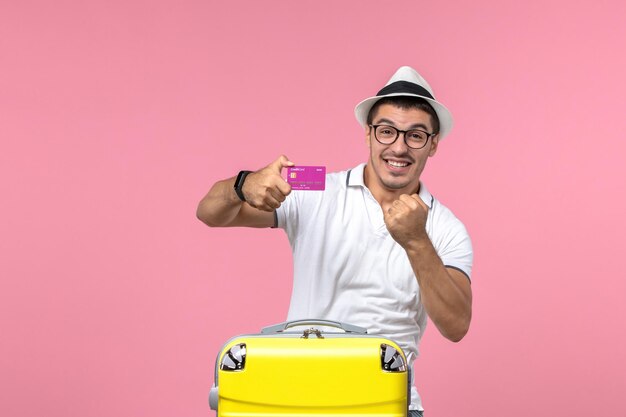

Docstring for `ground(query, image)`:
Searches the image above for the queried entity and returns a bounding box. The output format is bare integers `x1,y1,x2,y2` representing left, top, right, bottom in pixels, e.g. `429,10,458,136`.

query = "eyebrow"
374,118,430,131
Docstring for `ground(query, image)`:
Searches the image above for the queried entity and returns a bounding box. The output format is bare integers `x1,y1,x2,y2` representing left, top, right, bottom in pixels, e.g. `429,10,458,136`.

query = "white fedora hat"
354,66,454,140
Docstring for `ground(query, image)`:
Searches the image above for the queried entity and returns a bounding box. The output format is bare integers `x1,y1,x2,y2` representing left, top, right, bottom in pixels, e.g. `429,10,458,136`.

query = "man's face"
365,103,439,194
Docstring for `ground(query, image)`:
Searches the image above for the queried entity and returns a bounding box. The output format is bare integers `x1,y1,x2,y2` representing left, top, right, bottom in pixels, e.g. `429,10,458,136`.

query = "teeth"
387,160,408,167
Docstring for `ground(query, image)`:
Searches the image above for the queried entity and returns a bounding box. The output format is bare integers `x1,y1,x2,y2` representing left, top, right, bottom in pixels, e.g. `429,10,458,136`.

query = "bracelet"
234,170,252,202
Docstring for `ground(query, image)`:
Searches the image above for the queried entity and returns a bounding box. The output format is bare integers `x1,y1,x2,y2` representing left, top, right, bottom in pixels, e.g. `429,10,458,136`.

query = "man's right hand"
242,155,295,212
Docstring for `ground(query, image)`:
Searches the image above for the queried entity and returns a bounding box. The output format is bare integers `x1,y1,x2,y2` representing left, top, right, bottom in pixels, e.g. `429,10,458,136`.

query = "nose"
389,131,409,153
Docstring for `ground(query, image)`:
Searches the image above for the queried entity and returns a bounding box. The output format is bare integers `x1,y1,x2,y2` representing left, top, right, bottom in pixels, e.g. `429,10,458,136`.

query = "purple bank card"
287,166,326,190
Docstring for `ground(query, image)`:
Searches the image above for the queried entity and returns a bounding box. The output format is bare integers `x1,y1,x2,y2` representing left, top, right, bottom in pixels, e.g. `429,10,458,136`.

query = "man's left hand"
384,194,429,248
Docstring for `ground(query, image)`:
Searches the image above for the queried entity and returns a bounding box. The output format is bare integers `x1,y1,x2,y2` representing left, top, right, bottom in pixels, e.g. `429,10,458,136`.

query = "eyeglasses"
369,124,436,149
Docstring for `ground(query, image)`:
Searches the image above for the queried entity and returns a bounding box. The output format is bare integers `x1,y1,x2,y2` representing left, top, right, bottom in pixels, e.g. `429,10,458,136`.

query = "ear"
428,135,439,157
365,125,372,149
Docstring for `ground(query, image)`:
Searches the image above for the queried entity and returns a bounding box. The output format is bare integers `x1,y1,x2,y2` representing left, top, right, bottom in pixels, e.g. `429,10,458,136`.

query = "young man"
197,66,473,415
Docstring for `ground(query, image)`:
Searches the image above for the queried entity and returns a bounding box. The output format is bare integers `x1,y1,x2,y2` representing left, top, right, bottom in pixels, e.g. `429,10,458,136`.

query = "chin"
381,177,412,191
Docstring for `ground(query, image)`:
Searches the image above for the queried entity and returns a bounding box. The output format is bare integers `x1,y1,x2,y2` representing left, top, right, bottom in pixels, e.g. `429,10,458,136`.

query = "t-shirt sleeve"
429,204,474,280
276,175,334,245
275,192,300,239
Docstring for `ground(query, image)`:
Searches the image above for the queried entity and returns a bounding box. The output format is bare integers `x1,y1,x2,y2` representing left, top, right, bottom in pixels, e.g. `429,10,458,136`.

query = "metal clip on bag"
209,319,410,416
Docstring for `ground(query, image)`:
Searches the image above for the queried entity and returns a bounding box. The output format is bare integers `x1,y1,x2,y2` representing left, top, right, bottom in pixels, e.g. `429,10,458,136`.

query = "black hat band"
376,81,434,100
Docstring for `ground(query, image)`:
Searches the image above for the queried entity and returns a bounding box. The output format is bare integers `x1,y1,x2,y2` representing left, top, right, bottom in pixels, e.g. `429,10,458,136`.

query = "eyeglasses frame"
369,124,437,150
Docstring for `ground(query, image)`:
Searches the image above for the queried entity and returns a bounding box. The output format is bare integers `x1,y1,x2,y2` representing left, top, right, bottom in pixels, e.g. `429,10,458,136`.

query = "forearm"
196,176,243,227
404,238,472,342
197,161,283,229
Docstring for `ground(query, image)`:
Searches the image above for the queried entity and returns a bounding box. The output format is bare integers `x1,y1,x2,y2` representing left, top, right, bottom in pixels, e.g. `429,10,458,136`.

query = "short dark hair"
366,96,440,134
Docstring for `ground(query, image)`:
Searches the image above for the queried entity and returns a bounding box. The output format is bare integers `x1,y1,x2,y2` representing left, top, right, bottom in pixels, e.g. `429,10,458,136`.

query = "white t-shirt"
276,163,473,410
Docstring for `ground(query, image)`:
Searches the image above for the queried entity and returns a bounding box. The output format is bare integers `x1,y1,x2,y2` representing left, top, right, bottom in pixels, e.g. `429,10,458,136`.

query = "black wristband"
234,170,252,202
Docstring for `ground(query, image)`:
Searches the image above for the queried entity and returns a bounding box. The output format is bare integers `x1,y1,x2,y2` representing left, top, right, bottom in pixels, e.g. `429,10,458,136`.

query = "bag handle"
261,319,367,334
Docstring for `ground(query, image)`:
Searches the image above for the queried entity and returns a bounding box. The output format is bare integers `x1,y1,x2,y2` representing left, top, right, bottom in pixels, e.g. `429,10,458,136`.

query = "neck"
363,164,420,211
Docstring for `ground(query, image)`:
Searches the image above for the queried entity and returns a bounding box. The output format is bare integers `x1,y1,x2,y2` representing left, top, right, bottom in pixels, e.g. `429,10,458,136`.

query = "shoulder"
429,196,471,244
430,197,465,228
426,192,474,277
326,167,352,190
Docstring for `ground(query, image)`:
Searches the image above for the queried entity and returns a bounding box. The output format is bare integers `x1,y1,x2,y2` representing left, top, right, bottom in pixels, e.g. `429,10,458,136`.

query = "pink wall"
2,1,625,416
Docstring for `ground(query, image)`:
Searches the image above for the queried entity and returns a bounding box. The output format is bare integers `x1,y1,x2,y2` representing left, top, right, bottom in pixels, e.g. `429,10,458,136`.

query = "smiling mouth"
384,158,411,169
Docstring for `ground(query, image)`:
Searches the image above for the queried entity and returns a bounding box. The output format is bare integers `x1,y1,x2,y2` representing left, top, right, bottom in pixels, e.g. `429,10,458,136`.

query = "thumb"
271,154,295,172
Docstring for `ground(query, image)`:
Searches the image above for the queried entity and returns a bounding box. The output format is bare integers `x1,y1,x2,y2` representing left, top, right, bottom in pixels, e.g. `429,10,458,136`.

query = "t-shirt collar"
347,163,433,209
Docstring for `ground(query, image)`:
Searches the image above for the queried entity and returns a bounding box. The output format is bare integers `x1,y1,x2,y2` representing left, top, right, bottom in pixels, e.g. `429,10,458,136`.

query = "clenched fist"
242,155,294,212
384,194,429,248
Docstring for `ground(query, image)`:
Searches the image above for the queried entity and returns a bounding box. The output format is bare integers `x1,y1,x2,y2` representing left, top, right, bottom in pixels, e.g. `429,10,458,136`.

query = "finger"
268,187,286,203
280,155,295,167
399,194,420,208
252,197,278,212
271,155,295,173
275,177,292,196
386,199,403,216
410,193,428,210
392,198,408,211
263,196,282,210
